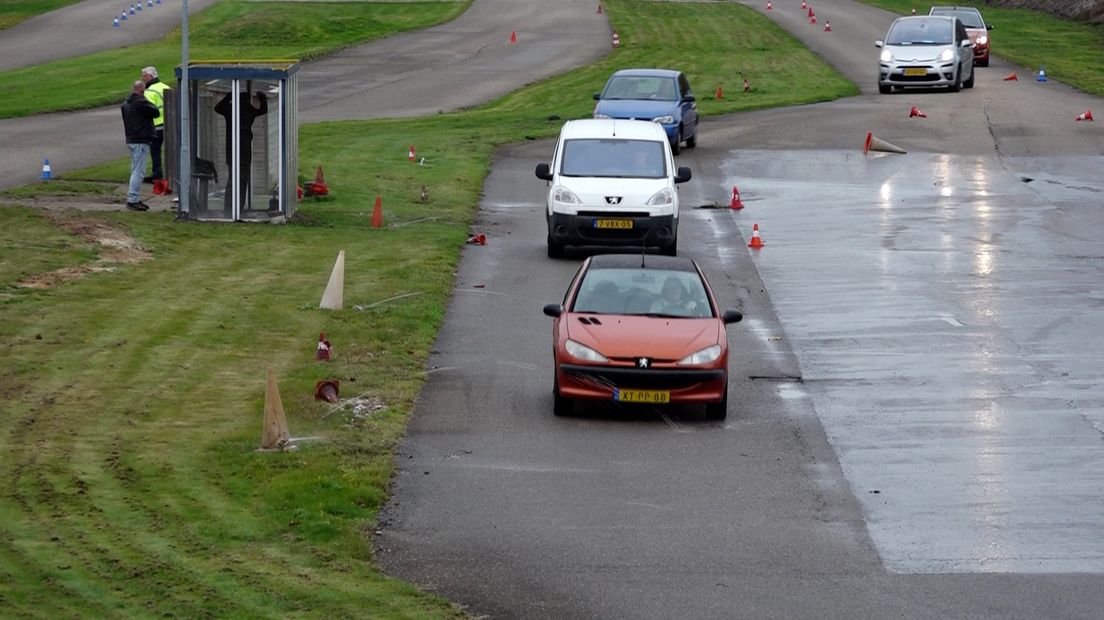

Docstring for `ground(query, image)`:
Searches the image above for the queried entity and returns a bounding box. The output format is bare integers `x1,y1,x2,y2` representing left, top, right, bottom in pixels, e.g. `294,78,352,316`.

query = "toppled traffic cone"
407,145,416,161
863,131,907,155
743,78,750,92
371,196,384,229
748,223,764,249
40,159,52,180
260,367,293,451
824,19,831,32
314,379,340,404
466,233,487,245
729,186,745,210
909,105,927,118
715,85,723,100
1075,109,1093,122
509,31,517,44
611,32,620,47
1003,72,1017,81
315,332,332,360
152,178,171,195
319,250,345,310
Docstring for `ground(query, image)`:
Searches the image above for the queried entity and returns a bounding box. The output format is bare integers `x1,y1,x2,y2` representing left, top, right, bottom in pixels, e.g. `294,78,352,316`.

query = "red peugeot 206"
543,254,742,420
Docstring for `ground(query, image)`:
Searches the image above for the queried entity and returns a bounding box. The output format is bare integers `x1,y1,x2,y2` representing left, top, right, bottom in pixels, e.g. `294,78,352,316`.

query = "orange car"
930,6,992,66
543,254,742,419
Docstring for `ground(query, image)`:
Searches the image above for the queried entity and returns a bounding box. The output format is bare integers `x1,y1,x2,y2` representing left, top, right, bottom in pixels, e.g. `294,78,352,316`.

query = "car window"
603,76,679,101
573,268,711,318
560,139,667,179
678,74,693,100
930,8,984,29
887,18,953,45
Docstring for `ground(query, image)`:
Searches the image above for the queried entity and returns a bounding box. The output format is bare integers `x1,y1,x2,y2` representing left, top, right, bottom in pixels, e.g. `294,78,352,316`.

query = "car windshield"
601,75,679,101
572,268,711,318
931,8,984,29
886,18,953,45
560,139,667,179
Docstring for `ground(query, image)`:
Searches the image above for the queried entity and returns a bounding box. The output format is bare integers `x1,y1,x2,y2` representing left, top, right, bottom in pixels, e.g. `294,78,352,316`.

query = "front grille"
562,364,725,389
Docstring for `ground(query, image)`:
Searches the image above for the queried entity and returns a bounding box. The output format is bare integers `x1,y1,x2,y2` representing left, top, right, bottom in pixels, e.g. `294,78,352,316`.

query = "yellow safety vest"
144,81,170,128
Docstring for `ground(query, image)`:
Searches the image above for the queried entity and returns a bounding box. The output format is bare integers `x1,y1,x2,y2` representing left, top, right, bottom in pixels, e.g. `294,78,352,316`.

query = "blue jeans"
127,143,149,203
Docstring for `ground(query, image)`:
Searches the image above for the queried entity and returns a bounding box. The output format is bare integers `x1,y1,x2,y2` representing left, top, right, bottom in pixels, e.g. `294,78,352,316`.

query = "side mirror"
535,163,553,181
875,40,884,48
722,309,743,324
987,24,994,30
674,166,692,184
961,40,974,48
683,94,696,103
593,93,601,101
543,303,563,318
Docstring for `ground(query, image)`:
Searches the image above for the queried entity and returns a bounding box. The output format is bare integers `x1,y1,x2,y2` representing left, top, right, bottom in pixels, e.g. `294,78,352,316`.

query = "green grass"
859,0,1104,96
0,1,857,617
0,0,470,118
0,0,82,30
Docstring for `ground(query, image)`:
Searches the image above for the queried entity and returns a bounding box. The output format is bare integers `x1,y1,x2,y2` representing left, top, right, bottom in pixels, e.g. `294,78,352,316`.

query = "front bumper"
880,62,959,88
548,212,676,249
558,363,726,403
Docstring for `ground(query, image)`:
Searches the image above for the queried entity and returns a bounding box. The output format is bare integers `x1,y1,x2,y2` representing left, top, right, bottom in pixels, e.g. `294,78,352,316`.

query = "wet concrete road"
378,0,1104,616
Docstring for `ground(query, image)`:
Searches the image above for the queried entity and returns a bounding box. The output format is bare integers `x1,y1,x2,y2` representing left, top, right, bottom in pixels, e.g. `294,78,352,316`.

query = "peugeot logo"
637,357,650,369
605,196,623,205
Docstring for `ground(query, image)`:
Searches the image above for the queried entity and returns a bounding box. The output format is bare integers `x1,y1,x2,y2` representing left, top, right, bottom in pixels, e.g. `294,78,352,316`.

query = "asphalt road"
0,0,610,190
377,0,1104,617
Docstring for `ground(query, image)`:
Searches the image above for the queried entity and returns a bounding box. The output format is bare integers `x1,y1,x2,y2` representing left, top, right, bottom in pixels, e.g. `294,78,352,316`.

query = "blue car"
593,69,699,155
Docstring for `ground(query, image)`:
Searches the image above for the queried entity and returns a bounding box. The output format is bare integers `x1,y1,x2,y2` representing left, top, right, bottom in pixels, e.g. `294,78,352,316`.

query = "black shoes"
126,201,150,211
142,175,163,184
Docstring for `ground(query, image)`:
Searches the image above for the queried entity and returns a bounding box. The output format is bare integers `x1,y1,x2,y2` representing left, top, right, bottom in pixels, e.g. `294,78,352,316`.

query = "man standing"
121,80,159,211
141,66,169,183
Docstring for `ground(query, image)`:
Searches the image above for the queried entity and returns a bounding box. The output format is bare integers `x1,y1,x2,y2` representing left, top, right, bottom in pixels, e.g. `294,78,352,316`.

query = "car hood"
595,99,679,120
884,44,953,63
564,314,722,361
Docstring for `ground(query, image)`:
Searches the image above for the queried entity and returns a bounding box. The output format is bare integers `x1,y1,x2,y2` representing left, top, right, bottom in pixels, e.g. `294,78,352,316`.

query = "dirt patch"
16,214,152,289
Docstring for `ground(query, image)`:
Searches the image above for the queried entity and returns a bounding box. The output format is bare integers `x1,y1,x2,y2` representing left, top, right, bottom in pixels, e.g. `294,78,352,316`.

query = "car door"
676,73,698,137
954,19,973,83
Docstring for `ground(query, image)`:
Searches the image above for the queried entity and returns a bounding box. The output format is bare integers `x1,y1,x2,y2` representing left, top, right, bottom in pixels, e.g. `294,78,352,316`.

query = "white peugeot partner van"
535,119,691,258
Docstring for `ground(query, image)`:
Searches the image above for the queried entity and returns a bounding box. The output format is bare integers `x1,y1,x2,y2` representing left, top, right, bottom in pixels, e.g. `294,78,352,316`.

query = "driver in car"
650,276,697,314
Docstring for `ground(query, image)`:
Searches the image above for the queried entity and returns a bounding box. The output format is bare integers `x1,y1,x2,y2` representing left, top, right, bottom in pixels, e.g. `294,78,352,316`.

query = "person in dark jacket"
214,88,268,211
121,80,159,210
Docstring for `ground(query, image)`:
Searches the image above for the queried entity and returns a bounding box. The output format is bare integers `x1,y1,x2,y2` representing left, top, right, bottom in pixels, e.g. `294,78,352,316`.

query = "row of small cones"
112,0,161,27
906,104,1092,122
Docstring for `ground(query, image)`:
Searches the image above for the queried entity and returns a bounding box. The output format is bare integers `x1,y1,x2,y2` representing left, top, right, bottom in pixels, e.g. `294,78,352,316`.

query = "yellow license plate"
615,389,670,404
594,218,633,229
903,68,927,76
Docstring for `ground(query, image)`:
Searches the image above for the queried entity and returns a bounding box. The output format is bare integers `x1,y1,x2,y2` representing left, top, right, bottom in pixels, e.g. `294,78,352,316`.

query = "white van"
535,119,691,258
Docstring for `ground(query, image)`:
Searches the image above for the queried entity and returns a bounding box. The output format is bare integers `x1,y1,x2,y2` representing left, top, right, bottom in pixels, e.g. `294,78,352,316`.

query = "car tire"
661,236,677,256
546,223,564,258
671,130,681,156
685,132,696,148
950,70,962,92
705,384,728,421
553,377,572,416
964,69,975,88
878,83,891,94
978,58,989,67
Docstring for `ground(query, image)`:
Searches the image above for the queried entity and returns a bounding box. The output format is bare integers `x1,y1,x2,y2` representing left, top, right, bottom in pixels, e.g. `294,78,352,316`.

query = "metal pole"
178,0,191,217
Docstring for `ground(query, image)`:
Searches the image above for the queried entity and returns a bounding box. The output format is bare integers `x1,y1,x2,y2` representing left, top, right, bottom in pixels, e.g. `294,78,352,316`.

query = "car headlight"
977,35,988,44
939,49,955,62
594,112,611,119
552,185,581,204
880,50,893,63
652,115,675,124
645,188,674,206
566,339,608,363
678,345,722,366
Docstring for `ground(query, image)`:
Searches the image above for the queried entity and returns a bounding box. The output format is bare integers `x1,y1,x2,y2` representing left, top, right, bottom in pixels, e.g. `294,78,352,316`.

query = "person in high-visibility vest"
141,66,170,183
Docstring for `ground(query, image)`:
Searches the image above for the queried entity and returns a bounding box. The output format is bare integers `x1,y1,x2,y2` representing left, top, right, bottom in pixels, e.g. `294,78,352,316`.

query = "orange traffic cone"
407,146,416,161
466,233,487,245
314,379,340,404
748,223,764,249
909,105,927,118
715,85,723,100
729,186,745,210
1003,72,1018,81
596,3,602,14
307,165,329,196
611,32,620,47
743,78,750,92
315,332,332,361
509,30,517,44
807,7,814,18
766,1,772,9
810,14,817,25
152,178,171,195
801,0,806,9
371,195,384,228
824,19,831,32
1075,109,1094,122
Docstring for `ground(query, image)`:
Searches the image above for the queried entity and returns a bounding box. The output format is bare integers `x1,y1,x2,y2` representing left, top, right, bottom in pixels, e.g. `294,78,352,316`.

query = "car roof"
559,118,669,142
587,254,700,273
608,68,682,79
929,5,982,13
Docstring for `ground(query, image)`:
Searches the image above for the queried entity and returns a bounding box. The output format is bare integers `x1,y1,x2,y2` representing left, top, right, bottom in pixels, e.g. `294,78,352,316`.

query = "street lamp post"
178,0,191,218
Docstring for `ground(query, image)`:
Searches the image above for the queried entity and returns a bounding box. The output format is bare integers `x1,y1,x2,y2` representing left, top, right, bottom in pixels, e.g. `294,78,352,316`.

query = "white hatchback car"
535,119,691,258
876,15,975,93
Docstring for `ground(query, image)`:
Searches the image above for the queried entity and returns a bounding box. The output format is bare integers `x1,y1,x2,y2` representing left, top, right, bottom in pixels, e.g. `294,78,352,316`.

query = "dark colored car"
543,254,742,420
593,69,699,155
929,6,992,66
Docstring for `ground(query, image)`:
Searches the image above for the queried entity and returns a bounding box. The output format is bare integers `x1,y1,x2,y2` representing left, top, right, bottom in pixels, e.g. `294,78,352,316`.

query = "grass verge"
0,1,855,616
858,0,1104,96
0,0,470,118
0,0,83,30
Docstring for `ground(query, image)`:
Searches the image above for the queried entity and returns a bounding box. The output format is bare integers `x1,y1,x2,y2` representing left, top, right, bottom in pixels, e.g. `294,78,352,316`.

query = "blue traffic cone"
120,11,127,21
40,159,52,180
113,17,120,27
135,2,142,11
148,0,153,6
129,5,135,15
1037,67,1047,82
155,0,161,4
